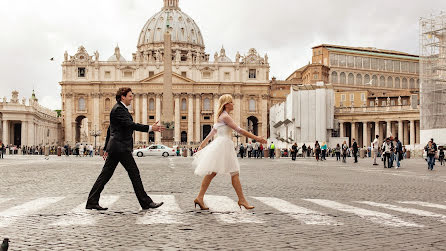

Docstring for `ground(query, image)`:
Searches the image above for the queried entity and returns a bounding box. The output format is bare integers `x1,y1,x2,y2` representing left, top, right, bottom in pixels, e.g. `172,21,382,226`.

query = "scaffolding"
420,13,446,132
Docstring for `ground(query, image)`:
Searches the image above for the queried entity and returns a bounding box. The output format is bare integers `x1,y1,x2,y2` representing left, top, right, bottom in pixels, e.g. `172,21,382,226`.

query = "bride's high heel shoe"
238,201,255,210
194,198,209,210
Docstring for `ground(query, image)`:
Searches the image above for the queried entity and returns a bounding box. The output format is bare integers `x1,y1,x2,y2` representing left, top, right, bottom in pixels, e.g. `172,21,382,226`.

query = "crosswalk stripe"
252,197,341,225
51,195,120,226
358,201,446,223
136,195,183,224
0,197,64,228
204,195,263,224
399,201,446,210
304,199,423,228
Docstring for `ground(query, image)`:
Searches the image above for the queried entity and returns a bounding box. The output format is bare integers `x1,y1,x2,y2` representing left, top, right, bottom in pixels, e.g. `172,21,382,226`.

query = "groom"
86,87,165,210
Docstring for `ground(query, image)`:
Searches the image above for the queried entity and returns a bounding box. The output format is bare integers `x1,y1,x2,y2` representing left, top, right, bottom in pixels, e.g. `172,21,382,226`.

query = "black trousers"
87,152,153,208
353,151,358,162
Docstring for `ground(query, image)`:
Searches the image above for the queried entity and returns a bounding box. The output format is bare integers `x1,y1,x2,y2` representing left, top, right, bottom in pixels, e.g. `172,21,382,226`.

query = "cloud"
0,0,444,110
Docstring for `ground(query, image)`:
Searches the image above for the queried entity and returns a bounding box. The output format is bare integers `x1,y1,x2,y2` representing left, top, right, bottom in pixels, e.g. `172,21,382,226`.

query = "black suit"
87,102,153,208
352,142,358,163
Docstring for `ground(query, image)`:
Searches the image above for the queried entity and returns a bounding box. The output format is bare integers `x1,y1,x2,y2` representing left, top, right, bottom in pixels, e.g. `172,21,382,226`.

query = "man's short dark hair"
376,135,379,138
116,87,132,102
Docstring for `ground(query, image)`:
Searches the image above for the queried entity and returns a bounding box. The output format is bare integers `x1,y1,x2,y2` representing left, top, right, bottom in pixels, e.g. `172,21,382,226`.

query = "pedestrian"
439,146,445,166
352,139,358,163
382,138,393,168
192,94,267,210
302,144,307,158
291,143,297,161
239,144,245,159
395,137,403,169
259,144,263,159
389,137,395,168
269,142,275,159
86,87,165,211
341,141,348,163
424,138,437,171
335,144,341,161
253,141,258,159
314,141,321,161
321,142,327,160
372,135,379,165
247,141,253,158
0,141,4,159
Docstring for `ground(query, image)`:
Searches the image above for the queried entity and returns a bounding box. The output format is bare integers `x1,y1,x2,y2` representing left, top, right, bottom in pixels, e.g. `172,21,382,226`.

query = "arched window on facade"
339,72,346,84
348,73,354,85
409,78,415,89
181,98,187,111
364,74,370,85
149,98,155,111
331,71,338,83
402,78,408,89
387,76,393,88
416,79,420,89
105,98,111,111
204,98,211,110
372,75,378,86
356,74,362,85
379,76,386,87
249,99,256,112
148,131,155,143
78,97,86,111
394,77,401,88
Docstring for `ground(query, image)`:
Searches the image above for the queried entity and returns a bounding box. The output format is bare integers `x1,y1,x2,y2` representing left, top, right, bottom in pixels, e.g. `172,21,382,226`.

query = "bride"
193,94,267,210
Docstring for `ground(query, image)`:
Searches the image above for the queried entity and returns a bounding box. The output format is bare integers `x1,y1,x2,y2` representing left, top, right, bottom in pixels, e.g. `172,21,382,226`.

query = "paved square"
0,155,445,250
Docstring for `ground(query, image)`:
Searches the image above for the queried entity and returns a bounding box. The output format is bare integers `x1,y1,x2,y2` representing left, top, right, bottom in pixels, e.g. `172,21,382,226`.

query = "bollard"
1,238,9,251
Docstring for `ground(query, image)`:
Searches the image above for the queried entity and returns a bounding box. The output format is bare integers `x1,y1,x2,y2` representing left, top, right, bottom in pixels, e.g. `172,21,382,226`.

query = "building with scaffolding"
420,13,446,146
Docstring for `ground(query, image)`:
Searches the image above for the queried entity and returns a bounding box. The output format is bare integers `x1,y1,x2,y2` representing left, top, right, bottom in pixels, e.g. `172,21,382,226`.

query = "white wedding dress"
193,112,240,176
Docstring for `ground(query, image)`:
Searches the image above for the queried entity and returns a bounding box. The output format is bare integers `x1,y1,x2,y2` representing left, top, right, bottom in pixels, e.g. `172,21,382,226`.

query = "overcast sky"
0,0,444,110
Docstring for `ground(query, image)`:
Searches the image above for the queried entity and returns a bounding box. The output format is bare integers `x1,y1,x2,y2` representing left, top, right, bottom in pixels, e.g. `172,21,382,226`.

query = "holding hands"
152,121,165,132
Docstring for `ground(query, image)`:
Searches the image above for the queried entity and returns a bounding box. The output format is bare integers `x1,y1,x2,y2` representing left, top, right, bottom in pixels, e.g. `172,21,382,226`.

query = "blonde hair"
217,94,233,118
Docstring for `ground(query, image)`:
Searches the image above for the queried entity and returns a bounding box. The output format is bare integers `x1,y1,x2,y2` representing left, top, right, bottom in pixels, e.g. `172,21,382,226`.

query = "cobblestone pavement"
0,155,445,250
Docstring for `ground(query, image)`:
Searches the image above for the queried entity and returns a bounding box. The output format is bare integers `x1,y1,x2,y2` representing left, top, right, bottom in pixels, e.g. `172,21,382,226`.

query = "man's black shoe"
86,204,108,211
143,202,164,210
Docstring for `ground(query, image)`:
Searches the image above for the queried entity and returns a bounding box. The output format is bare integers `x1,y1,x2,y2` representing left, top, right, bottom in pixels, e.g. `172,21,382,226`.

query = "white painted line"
0,198,13,204
204,195,263,224
399,201,446,210
51,195,119,226
252,197,341,225
358,201,446,223
136,195,183,224
0,197,64,228
304,199,423,228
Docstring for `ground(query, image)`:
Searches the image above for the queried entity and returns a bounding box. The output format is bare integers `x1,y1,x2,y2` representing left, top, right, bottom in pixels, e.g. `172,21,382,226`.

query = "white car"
133,144,176,157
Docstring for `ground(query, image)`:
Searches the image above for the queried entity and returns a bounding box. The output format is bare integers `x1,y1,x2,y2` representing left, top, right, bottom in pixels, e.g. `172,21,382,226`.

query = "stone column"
403,121,409,146
351,122,356,144
71,122,76,144
386,120,392,138
188,94,194,144
195,94,201,143
213,94,219,124
93,93,100,136
339,121,345,137
234,94,242,127
21,121,27,146
28,121,34,146
410,120,415,146
391,121,397,139
142,93,148,144
416,121,420,144
64,93,73,144
162,32,174,123
261,94,269,138
134,94,141,144
398,120,403,144
155,94,162,143
2,120,8,145
174,94,180,144
363,122,368,147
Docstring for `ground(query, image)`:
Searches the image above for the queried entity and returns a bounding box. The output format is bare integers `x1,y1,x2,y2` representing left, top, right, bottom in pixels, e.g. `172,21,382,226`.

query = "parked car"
133,144,175,157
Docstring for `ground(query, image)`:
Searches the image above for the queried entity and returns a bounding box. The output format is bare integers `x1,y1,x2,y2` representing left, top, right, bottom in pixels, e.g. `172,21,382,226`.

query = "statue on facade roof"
94,51,99,62
375,97,379,107
264,53,268,64
386,97,391,106
235,51,240,63
398,96,402,106
214,52,218,62
64,51,68,61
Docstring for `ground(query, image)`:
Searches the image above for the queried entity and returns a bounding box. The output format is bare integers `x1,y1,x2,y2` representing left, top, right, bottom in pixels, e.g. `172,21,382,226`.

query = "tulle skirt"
193,136,240,176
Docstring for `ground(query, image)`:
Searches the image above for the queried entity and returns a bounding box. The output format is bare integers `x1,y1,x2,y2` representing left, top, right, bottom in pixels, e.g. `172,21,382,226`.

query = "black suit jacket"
104,102,150,153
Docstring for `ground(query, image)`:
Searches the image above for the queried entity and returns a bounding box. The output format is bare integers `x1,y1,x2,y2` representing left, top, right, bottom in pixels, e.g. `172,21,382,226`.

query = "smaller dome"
108,54,126,62
215,46,232,63
217,56,232,63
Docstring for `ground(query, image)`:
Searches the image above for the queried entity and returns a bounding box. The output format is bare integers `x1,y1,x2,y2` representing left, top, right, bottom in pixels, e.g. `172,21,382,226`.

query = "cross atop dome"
163,0,180,10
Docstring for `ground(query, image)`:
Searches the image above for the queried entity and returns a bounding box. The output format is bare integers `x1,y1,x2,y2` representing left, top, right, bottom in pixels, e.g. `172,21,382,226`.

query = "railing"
335,104,419,113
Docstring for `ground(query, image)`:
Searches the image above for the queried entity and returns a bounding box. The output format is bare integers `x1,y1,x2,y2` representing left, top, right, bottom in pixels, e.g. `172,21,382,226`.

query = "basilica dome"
137,0,205,51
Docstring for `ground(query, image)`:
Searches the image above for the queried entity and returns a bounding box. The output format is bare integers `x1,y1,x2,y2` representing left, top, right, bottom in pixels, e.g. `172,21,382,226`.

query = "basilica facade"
60,0,280,147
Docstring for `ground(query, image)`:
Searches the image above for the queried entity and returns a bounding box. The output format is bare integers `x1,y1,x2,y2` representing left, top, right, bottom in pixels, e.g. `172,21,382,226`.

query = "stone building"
0,91,62,147
274,44,421,150
60,0,284,147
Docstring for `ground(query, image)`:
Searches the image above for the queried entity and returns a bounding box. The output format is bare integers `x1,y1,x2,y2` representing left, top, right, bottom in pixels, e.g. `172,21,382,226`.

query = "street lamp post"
90,125,102,152
233,132,241,146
